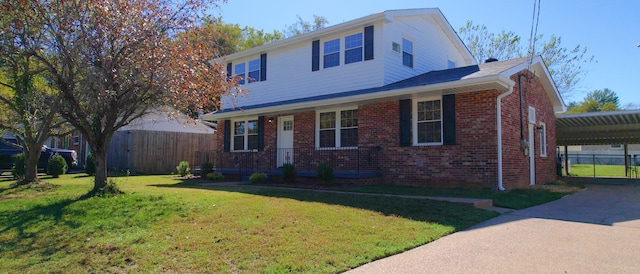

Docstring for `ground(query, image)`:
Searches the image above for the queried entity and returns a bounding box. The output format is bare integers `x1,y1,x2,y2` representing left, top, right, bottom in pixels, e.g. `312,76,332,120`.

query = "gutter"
496,80,516,191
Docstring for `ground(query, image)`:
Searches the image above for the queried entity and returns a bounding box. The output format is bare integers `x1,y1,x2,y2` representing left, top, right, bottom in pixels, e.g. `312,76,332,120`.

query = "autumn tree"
567,88,621,113
7,0,237,193
0,2,68,184
200,16,282,56
458,21,594,99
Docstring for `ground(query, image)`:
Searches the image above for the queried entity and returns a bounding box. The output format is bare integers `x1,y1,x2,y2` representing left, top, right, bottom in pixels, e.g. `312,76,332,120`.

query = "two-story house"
201,8,565,190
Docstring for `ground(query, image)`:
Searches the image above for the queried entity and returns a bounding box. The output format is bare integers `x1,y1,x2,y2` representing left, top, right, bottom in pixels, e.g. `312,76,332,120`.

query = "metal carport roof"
556,109,640,146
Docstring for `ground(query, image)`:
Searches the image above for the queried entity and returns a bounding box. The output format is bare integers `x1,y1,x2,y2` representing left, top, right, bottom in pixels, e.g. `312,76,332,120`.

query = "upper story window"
539,122,547,157
402,38,414,68
317,108,358,148
324,39,340,68
344,33,363,64
392,42,401,53
248,59,260,83
413,97,442,145
234,63,246,85
232,119,258,151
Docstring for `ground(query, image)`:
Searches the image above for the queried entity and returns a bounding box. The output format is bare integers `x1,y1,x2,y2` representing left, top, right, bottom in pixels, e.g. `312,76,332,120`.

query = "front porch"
194,147,382,180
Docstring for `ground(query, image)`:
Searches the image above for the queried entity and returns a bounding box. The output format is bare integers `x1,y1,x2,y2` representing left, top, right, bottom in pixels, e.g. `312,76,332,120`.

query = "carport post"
592,154,596,178
624,144,629,177
564,146,569,176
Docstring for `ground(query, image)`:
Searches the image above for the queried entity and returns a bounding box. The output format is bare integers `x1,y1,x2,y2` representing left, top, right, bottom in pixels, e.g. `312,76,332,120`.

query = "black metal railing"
195,146,381,173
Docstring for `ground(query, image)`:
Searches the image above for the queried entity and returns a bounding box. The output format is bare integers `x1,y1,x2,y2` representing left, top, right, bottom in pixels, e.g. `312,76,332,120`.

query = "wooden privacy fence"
107,130,216,174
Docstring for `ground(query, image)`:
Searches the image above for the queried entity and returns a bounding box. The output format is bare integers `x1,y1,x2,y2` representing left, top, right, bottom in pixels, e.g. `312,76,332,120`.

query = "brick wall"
504,70,558,188
213,69,558,189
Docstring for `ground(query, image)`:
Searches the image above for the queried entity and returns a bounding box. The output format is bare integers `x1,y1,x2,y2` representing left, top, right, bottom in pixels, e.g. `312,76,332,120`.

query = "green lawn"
0,175,500,273
569,164,630,177
335,184,576,210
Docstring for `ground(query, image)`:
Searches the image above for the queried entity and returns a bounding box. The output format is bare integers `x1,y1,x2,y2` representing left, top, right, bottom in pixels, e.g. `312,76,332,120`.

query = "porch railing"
195,146,381,173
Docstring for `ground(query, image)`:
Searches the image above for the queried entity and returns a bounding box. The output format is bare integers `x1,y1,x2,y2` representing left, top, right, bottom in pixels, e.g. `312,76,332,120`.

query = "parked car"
0,137,78,174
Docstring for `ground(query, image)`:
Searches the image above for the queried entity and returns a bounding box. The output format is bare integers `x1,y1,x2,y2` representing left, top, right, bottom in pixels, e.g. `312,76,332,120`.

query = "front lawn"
336,182,581,209
0,175,498,273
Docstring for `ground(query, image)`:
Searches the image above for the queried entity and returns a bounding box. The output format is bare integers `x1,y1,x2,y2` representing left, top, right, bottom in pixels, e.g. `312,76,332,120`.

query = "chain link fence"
558,153,640,178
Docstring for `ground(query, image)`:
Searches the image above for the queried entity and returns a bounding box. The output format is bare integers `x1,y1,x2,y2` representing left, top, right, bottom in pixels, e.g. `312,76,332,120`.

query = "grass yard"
0,175,499,273
336,182,581,210
569,164,631,177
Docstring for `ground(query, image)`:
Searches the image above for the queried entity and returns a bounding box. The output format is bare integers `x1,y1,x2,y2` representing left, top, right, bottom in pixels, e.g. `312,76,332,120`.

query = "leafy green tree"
283,15,329,38
567,88,620,113
202,16,283,56
458,21,594,99
0,2,70,184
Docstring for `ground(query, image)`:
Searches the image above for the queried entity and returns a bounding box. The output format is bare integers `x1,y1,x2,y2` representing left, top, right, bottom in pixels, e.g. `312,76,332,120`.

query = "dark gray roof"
217,57,530,114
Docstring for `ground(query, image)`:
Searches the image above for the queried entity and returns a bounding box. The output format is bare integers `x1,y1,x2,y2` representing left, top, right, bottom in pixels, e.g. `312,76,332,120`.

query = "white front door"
277,116,294,167
529,123,536,185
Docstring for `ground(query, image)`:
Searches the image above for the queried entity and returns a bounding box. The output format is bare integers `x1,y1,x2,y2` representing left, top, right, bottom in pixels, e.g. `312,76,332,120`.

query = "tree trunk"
23,149,41,183
92,149,108,192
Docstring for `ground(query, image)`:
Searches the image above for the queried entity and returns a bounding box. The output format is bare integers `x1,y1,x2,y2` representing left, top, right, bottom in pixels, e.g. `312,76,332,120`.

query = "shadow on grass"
154,180,499,231
0,193,90,258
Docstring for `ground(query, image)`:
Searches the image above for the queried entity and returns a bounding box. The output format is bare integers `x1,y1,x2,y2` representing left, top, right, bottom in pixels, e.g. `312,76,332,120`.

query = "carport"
556,109,640,177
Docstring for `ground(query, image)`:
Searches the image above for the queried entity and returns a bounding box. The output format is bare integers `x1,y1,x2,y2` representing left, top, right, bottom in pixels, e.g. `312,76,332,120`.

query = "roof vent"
485,58,498,63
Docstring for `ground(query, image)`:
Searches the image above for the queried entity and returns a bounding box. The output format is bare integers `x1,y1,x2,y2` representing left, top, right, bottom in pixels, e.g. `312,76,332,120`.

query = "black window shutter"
223,120,231,152
399,99,412,147
364,26,374,61
260,53,267,81
258,116,265,151
442,94,456,145
312,40,320,71
226,63,232,79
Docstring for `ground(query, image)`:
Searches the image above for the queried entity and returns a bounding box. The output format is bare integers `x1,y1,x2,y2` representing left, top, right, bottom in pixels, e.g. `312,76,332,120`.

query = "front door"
277,116,294,167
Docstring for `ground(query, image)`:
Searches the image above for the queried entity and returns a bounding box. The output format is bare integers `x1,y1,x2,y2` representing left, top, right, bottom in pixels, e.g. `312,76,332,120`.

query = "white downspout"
497,83,515,191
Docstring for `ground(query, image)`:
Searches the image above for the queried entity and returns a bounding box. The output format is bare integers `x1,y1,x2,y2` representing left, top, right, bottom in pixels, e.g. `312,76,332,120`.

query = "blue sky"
215,0,640,107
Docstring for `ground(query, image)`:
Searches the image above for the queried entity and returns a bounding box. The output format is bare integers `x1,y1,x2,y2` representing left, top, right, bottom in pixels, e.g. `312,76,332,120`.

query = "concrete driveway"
347,183,640,273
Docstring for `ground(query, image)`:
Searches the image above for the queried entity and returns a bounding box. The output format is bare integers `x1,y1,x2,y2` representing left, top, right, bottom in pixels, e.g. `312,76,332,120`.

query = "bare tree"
459,21,595,99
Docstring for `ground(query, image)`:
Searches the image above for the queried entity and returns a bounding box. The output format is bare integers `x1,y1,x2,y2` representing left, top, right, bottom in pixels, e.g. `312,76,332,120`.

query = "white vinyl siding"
222,25,384,110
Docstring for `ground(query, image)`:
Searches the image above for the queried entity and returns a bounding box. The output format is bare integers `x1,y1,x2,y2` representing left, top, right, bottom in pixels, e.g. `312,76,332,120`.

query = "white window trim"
315,106,358,149
234,63,246,85
413,96,443,146
323,38,341,69
402,37,414,68
344,32,363,64
539,122,547,157
391,41,401,55
231,117,259,152
247,58,260,84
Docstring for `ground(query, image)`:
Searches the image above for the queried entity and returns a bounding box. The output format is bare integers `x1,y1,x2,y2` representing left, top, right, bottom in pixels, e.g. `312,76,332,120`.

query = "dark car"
0,137,78,174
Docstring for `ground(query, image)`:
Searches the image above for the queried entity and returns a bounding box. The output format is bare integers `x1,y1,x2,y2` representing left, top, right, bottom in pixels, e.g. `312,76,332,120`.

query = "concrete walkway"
347,183,640,273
